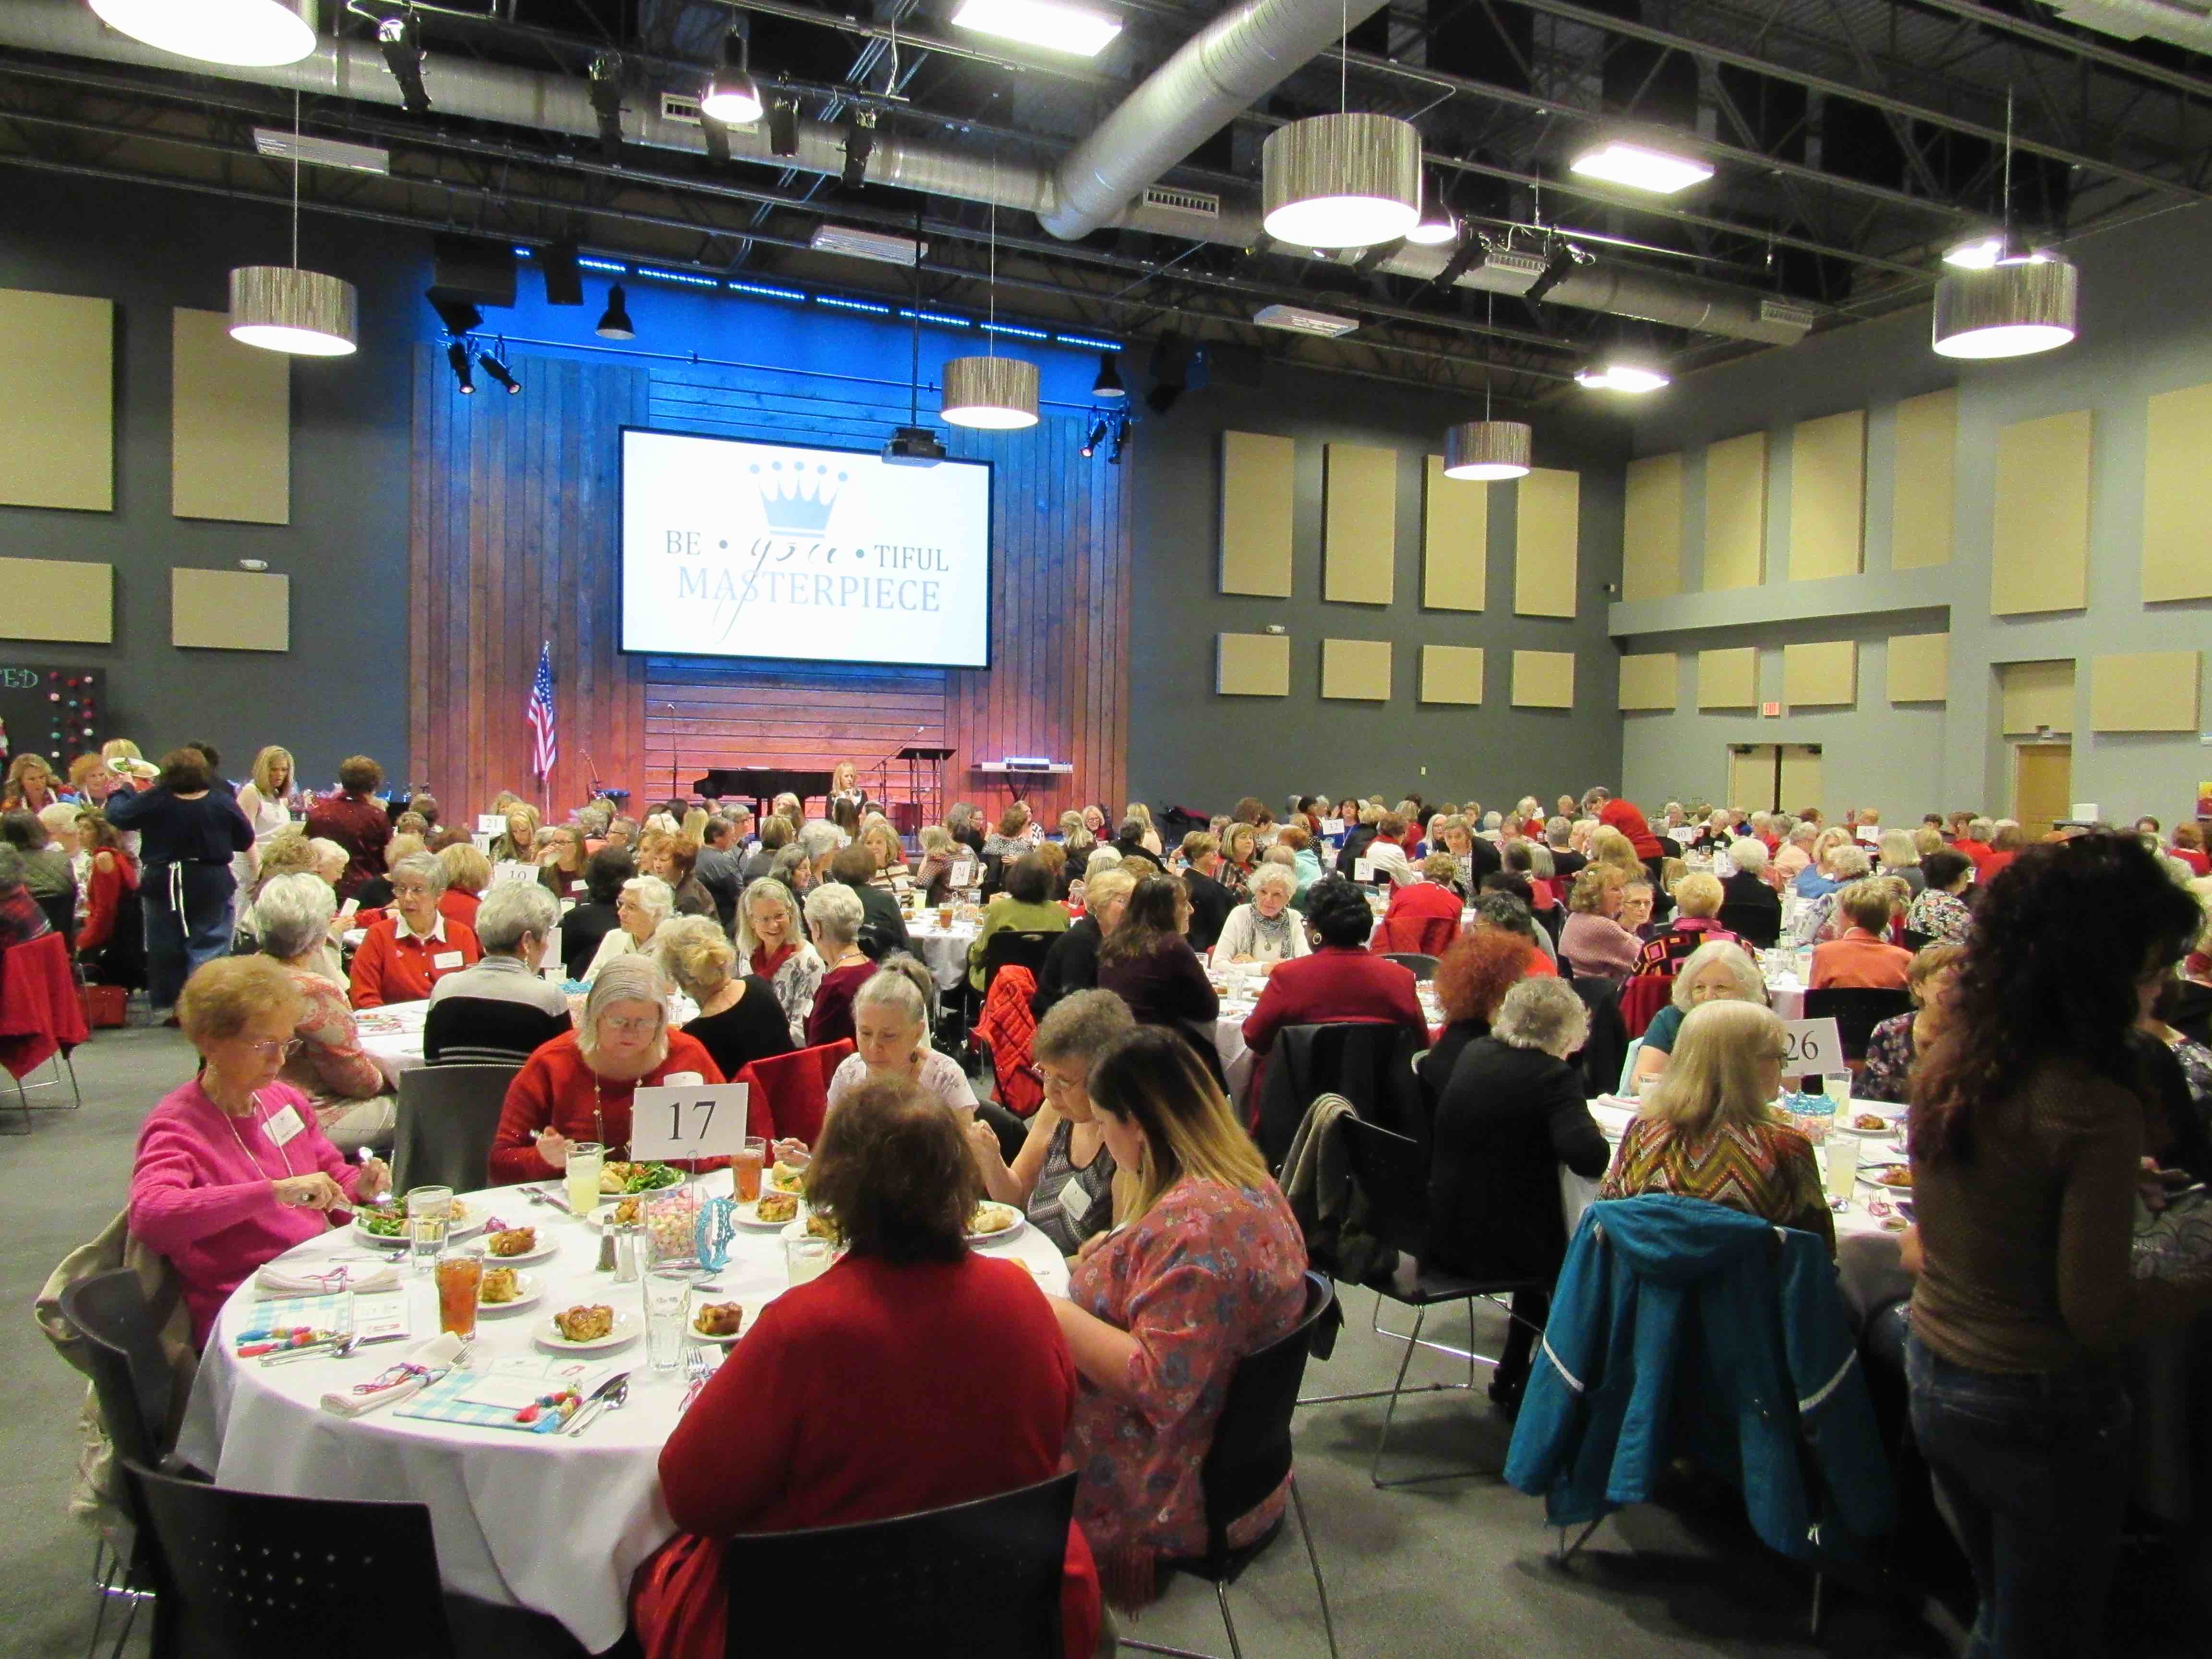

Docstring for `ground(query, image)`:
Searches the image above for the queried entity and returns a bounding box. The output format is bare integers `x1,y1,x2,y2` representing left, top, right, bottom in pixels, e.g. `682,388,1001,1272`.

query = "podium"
889,746,955,835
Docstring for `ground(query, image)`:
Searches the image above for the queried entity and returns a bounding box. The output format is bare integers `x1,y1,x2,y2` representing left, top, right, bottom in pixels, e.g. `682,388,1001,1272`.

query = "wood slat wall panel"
409,348,1129,821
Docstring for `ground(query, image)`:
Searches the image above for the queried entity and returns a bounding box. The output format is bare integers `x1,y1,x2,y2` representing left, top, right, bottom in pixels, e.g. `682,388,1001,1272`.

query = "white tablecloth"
354,993,700,1090
902,917,982,993
173,1172,1070,1651
1207,976,1445,1104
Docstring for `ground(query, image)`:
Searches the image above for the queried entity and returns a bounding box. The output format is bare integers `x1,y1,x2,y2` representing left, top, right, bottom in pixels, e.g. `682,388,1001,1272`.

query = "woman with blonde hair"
860,821,913,900
1601,998,1833,1250
1878,828,1925,894
230,745,300,890
1559,864,1639,981
1855,941,1965,1105
659,913,792,1080
2,753,60,814
490,800,540,864
1122,802,1163,856
436,841,492,930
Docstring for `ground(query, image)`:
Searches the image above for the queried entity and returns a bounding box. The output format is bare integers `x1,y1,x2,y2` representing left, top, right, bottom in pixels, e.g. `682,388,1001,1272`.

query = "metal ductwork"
2,0,1816,347
1039,0,1389,240
2039,0,2212,50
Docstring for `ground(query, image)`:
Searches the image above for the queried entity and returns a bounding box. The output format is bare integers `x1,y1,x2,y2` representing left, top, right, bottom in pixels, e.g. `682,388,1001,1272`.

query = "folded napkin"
256,1261,400,1298
320,1333,467,1419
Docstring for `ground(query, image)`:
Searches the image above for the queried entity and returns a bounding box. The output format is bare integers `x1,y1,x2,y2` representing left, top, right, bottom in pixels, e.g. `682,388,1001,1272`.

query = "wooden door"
1728,745,1778,813
1779,745,1825,821
2015,743,2072,837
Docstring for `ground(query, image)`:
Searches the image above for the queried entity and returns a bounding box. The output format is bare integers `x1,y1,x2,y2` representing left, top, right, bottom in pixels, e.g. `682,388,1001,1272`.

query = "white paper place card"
1352,857,1376,882
478,812,507,834
1779,1017,1846,1075
458,1355,617,1411
350,1290,411,1343
627,1082,750,1161
491,860,541,888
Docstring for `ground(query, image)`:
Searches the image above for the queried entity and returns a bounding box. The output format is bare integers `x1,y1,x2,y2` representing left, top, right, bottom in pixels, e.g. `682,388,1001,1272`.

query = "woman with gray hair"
1211,860,1311,967
802,881,872,1046
347,850,481,1008
824,955,970,1118
738,876,822,1046
1426,974,1609,1411
251,872,394,1152
1628,938,1770,1093
966,989,1136,1255
423,881,573,1067
488,952,723,1183
582,872,674,985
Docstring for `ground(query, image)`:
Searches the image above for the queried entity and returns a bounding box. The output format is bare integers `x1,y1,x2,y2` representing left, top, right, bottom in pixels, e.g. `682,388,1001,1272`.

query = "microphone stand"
663,702,681,805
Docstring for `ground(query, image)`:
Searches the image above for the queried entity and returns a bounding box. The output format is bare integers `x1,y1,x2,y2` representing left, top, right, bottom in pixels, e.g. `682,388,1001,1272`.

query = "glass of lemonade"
1824,1132,1861,1204
565,1141,605,1218
784,1237,833,1286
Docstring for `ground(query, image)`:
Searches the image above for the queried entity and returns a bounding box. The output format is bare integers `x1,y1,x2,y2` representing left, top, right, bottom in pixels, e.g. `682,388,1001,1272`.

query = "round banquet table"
1207,965,1444,1102
354,990,699,1090
172,1170,1071,1652
901,913,982,993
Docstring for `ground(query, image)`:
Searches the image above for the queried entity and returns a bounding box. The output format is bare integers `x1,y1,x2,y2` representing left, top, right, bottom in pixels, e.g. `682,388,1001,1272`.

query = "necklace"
216,1087,295,1181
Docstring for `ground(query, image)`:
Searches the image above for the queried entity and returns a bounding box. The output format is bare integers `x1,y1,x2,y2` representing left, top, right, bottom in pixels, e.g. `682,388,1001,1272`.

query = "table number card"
478,812,507,834
1779,1017,1846,1076
628,1082,750,1162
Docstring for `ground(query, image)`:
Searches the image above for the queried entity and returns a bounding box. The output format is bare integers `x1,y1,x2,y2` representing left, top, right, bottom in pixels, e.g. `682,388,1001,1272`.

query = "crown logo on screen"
751,461,847,534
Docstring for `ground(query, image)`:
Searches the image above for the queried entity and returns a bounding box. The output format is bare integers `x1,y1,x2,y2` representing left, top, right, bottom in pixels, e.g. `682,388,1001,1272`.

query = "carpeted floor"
3,1024,2203,1658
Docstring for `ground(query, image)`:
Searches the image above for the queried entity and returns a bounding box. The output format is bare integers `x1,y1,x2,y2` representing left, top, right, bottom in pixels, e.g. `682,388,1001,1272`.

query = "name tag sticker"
433,950,465,970
1058,1177,1092,1227
264,1104,305,1147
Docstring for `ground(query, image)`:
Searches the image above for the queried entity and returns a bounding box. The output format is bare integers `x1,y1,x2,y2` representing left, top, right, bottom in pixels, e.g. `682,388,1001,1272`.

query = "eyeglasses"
391,883,432,898
240,1037,303,1060
600,1014,658,1036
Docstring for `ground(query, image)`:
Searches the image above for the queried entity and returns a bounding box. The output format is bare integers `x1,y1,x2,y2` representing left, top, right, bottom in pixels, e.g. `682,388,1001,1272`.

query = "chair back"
1618,974,1673,1038
982,929,1059,997
0,928,89,1079
723,1472,1076,1658
736,1039,854,1147
59,1271,172,1481
122,1458,454,1659
1194,1273,1335,1561
1899,927,1931,954
391,1063,520,1192
1255,1021,1420,1169
1337,1114,1431,1259
1377,952,1439,981
1568,976,1629,1099
1802,987,1914,1060
1719,896,1781,949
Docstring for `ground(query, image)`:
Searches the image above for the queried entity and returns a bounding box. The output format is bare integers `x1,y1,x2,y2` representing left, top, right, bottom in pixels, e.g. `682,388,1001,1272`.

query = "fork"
678,1346,712,1414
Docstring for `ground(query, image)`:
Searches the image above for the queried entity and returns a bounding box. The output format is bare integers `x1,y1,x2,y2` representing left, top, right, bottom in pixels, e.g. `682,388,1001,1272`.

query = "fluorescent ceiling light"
1575,361,1670,393
90,0,318,67
252,127,388,175
1251,303,1360,338
809,224,927,266
950,0,1124,57
1568,139,1714,196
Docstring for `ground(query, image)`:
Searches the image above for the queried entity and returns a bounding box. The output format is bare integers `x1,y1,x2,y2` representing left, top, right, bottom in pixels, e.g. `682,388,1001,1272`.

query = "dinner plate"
479,1229,560,1265
966,1202,1026,1246
687,1305,748,1346
535,1309,638,1352
733,1197,800,1230
764,1165,808,1197
781,1215,842,1245
354,1207,486,1248
477,1271,543,1314
1858,1169,1914,1192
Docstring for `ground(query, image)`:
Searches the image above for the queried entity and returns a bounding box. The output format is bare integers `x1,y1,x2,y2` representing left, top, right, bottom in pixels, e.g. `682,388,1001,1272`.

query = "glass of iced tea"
937,903,953,929
734,1135,767,1203
435,1249,484,1340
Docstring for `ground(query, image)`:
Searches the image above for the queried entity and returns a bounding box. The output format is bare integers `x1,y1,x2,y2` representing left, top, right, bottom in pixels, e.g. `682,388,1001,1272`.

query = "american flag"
527,642,557,780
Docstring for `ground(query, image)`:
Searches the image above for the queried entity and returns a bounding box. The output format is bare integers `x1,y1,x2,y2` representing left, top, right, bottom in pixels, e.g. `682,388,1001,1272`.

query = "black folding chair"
121,1459,455,1659
1377,952,1438,981
1253,1021,1422,1170
1803,986,1914,1062
723,1472,1077,1657
1123,1273,1339,1659
390,1062,520,1192
981,929,1060,998
1303,1117,1546,1487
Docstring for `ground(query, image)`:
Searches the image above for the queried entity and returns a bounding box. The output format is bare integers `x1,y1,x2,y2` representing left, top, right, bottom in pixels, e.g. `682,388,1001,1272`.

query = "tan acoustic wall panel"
0,289,113,512
1784,640,1858,708
172,567,290,652
1511,649,1575,709
1320,637,1393,700
1420,455,1488,611
1991,409,2092,615
1702,431,1768,590
1998,659,2076,735
0,557,113,642
1891,388,1958,571
1215,632,1290,697
1622,453,1683,603
1617,651,1679,711
1513,467,1579,616
1787,409,1865,581
1697,647,1759,709
1218,431,1295,596
2090,650,2201,733
1887,632,1950,704
172,307,290,524
1419,644,1485,705
1322,443,1396,605
2142,381,2212,603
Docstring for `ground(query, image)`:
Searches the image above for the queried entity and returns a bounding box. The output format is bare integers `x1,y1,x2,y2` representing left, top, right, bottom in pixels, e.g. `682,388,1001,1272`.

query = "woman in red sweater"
1242,877,1426,1056
488,955,722,1184
631,1077,1100,1659
75,812,139,963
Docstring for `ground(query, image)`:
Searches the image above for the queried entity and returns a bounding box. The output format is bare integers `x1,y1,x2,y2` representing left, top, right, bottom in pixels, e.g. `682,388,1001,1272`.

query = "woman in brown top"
1906,833,2209,1659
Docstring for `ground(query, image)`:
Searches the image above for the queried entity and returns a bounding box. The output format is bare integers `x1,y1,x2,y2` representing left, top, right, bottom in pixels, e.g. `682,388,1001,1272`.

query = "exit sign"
1761,701,1781,718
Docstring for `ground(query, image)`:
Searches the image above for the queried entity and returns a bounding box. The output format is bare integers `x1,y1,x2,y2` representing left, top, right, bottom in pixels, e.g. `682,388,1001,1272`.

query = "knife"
564,1371,629,1437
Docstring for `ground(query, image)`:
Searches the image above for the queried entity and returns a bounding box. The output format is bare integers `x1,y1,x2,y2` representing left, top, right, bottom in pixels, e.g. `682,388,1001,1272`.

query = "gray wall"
1611,201,2212,828
1,171,423,792
1124,366,1633,816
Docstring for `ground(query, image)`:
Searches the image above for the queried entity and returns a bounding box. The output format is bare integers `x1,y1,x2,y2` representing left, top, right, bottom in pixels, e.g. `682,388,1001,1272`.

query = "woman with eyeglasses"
252,873,394,1154
128,955,391,1349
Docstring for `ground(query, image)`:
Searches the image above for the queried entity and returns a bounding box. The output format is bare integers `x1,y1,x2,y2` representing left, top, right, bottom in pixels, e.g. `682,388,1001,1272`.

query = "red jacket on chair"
736,1040,856,1148
977,967,1044,1117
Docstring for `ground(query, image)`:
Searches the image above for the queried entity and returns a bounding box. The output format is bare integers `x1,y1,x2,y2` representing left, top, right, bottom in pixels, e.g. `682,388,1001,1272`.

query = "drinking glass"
407,1185,453,1277
784,1237,833,1286
643,1268,691,1371
1823,1072,1854,1117
1823,1132,1861,1204
434,1248,482,1341
564,1141,605,1219
734,1136,767,1204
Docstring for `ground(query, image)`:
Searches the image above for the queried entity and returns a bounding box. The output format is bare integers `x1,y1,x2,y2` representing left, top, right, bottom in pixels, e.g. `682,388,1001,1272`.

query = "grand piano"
692,767,833,815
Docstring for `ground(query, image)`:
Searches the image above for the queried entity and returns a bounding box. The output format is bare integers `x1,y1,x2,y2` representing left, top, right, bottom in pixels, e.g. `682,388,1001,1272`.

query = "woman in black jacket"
1426,975,1609,1412
1031,866,1134,1018
558,846,633,982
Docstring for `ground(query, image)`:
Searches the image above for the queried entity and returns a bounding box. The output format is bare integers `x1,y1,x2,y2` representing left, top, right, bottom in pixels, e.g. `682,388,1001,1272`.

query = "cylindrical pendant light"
1931,259,2077,360
1262,113,1422,249
940,355,1038,429
1443,420,1532,481
90,0,318,67
228,264,358,356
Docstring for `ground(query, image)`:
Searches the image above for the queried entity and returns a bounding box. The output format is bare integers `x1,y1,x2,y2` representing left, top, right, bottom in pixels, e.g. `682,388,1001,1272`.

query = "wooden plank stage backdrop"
408,344,1132,827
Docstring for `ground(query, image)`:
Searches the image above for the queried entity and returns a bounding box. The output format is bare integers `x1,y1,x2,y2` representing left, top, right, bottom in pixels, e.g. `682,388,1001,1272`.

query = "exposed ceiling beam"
1863,0,2212,103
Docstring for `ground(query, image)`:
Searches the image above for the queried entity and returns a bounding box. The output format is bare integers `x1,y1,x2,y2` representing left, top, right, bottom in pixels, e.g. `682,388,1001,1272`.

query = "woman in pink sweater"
129,956,390,1347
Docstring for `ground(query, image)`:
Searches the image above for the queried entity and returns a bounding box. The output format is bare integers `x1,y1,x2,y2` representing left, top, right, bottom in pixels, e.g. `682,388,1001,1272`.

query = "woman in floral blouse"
251,873,394,1152
1903,849,1975,946
1047,1026,1309,1609
1856,941,1965,1105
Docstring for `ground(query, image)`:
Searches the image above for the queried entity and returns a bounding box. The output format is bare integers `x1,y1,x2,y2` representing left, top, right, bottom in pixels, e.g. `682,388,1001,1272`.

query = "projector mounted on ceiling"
811,225,927,266
1251,303,1360,338
882,425,946,466
251,128,390,176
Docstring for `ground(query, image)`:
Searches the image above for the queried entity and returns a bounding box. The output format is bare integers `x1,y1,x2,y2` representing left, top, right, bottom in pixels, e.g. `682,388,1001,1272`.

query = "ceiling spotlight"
1080,417,1108,458
768,98,800,158
447,340,475,394
1262,113,1423,249
1932,258,2077,359
595,283,635,340
1523,242,1586,306
589,55,625,162
1405,181,1458,246
89,0,315,68
1107,415,1129,466
700,30,763,125
1092,351,1125,399
1575,360,1670,394
1568,139,1714,196
478,350,521,394
376,10,429,117
950,0,1125,58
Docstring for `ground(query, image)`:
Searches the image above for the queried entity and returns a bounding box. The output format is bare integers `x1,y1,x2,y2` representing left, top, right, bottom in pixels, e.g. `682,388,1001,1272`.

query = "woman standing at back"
1906,836,2212,1659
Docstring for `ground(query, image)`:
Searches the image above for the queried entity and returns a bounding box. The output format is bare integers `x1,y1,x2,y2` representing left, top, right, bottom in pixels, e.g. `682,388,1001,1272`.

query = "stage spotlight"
1524,242,1581,306
1107,414,1129,465
446,339,475,394
1091,351,1124,399
377,9,430,116
589,55,626,162
768,98,800,158
595,283,635,339
1080,417,1108,458
479,350,521,394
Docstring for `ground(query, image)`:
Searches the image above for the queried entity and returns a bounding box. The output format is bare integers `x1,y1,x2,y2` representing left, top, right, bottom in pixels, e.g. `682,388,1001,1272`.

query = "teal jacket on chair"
1502,1193,1892,1561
